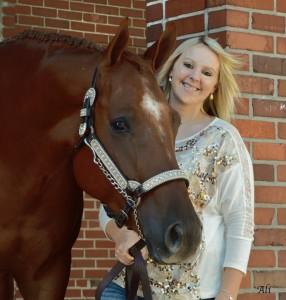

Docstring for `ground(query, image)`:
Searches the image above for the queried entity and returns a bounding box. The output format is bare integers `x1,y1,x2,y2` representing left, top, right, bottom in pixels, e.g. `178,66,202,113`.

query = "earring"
209,93,214,101
169,76,172,82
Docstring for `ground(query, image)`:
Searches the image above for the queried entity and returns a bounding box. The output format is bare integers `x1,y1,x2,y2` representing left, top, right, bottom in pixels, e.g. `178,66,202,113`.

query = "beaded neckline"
175,118,217,152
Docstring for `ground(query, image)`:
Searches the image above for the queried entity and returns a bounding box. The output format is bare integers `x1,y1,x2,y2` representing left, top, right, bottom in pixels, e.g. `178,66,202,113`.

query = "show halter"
77,67,189,236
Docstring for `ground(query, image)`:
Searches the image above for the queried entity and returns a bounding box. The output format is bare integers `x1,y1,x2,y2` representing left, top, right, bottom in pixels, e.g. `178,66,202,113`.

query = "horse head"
72,19,202,264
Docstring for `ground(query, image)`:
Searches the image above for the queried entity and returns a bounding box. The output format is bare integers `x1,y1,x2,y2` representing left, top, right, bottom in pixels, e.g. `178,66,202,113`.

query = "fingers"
115,247,134,265
141,247,149,260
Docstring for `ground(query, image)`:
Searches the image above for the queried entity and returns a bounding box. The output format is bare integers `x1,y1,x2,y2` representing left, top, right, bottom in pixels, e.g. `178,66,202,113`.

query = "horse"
0,18,202,299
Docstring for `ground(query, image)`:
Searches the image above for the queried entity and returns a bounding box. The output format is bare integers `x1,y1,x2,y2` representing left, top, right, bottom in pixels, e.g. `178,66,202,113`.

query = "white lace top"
99,117,255,299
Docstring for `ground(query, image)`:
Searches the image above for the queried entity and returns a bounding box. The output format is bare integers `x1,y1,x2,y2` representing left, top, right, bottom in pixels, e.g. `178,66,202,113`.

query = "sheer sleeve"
218,143,254,274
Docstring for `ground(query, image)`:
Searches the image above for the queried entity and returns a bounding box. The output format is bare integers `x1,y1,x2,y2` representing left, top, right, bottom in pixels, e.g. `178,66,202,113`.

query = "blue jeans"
100,282,144,300
100,281,214,300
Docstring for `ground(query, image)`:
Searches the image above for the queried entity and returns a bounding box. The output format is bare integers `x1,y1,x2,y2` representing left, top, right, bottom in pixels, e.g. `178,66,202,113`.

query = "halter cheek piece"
76,68,189,237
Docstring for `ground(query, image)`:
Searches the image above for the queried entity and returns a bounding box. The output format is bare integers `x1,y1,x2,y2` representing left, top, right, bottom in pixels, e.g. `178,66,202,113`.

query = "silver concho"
84,88,96,106
79,123,87,137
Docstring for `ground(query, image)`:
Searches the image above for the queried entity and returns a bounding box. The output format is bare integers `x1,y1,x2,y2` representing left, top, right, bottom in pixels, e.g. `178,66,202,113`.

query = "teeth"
183,82,200,90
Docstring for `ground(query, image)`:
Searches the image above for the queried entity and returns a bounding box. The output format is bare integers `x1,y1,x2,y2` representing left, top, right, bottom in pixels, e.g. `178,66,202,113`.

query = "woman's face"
169,43,220,109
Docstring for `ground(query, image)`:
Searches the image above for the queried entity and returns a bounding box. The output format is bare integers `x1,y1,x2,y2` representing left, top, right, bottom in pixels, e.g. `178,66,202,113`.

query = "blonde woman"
99,36,254,300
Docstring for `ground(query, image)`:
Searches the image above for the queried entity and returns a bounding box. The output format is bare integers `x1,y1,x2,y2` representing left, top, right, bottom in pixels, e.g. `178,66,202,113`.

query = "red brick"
121,8,144,19
85,269,108,281
254,270,286,288
209,31,227,48
232,119,275,139
19,0,43,4
133,0,146,9
278,80,286,97
253,99,286,118
253,142,286,161
96,23,120,35
278,122,286,139
228,0,274,10
227,31,274,52
32,7,57,18
278,37,286,54
14,5,32,15
44,0,69,9
279,293,286,300
95,5,119,15
254,55,286,76
3,16,15,26
252,13,285,33
71,21,95,32
97,259,117,268
277,0,286,12
146,3,163,22
207,0,274,10
84,14,107,24
254,229,286,247
166,0,205,18
237,54,250,71
70,2,94,12
85,230,105,239
3,6,16,14
248,250,276,267
58,10,82,21
96,240,114,248
277,165,286,181
146,23,163,43
85,32,108,44
254,207,275,225
109,0,131,7
238,293,275,300
174,14,205,37
18,15,44,26
255,186,286,204
85,249,109,258
45,18,69,29
236,76,274,95
233,98,248,116
278,250,286,267
253,164,274,182
278,208,286,225
209,9,249,29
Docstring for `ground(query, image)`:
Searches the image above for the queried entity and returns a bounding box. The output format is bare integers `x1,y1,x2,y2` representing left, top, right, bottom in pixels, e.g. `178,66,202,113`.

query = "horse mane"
3,30,148,72
3,30,104,52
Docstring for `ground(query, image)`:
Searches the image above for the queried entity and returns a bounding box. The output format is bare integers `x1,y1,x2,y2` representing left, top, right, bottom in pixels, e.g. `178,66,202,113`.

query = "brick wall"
1,0,146,299
146,0,286,299
0,0,146,53
1,0,286,299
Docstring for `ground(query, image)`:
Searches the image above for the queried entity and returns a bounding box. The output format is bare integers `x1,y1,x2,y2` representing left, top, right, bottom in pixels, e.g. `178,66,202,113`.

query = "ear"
143,22,177,71
104,17,129,67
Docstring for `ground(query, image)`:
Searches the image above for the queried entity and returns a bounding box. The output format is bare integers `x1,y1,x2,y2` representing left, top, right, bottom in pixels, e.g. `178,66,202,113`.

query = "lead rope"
95,239,152,300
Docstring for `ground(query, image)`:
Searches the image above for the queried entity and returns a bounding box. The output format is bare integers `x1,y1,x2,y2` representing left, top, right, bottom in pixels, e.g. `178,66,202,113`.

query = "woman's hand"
105,220,148,265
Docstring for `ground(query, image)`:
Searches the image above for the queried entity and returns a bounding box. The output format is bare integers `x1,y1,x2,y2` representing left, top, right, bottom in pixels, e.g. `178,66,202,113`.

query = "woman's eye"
184,62,193,69
203,70,212,76
111,119,130,133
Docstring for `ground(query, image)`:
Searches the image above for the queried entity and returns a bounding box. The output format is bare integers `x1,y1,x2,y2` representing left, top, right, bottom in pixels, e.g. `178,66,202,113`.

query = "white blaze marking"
141,92,172,159
141,92,162,124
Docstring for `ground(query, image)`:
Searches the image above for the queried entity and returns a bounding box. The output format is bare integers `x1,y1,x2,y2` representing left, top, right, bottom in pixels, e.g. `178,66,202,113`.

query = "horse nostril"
165,223,183,254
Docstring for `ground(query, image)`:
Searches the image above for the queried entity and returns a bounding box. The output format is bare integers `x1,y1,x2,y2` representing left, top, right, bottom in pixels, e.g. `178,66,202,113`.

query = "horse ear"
104,18,129,67
143,22,177,71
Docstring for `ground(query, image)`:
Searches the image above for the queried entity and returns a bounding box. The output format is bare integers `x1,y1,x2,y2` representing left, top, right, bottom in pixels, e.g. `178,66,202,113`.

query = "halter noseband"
76,68,189,237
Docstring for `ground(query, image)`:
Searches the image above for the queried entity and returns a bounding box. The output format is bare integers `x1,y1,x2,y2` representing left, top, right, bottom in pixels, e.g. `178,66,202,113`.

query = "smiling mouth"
182,82,201,91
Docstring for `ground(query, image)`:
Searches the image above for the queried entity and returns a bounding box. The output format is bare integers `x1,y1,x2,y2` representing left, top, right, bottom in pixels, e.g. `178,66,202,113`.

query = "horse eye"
111,118,130,133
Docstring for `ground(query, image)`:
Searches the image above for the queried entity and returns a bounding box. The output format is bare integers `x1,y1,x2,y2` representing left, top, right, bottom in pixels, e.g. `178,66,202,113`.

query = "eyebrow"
183,57,218,74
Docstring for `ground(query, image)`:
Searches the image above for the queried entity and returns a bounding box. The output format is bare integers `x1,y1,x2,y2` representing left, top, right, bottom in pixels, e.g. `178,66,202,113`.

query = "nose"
189,67,200,81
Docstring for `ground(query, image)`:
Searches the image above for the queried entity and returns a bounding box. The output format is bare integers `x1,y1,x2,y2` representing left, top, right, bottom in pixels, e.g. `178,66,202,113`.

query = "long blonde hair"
156,36,241,122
